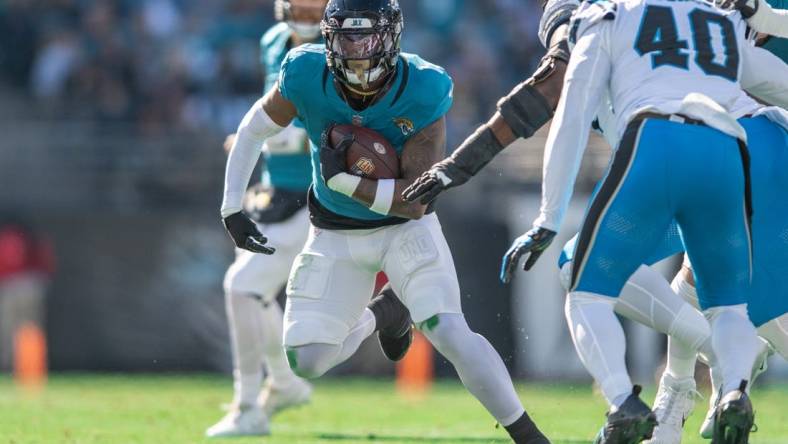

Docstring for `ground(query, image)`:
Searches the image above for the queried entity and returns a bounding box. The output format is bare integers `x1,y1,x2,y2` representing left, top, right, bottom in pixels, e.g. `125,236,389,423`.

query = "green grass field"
0,375,786,444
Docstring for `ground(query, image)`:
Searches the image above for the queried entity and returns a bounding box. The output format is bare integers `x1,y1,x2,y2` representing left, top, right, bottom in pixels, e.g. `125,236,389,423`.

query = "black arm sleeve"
446,126,505,178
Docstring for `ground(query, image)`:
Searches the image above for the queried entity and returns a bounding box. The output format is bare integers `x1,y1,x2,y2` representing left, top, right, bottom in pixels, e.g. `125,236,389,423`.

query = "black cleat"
712,380,755,444
368,286,413,361
593,386,658,444
504,411,551,444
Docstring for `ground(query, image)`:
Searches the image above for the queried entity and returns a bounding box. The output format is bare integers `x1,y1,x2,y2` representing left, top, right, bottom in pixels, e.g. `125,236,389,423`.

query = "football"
329,125,400,179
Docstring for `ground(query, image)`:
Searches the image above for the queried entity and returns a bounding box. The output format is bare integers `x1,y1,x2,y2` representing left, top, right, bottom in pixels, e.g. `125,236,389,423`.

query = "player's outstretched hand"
500,227,557,284
402,159,471,205
319,124,354,183
222,212,276,255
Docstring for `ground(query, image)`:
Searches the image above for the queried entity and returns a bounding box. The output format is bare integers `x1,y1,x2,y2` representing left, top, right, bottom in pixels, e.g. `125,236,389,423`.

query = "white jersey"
534,0,788,232
590,0,761,140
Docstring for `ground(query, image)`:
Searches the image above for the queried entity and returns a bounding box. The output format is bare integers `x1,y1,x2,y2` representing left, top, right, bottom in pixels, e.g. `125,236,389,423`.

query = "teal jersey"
763,0,788,63
259,22,312,192
278,44,454,222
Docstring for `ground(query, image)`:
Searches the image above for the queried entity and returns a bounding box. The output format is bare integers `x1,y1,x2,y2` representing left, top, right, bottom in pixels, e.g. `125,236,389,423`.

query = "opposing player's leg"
696,116,788,441
741,115,788,353
207,211,311,438
665,264,771,440
638,269,706,444
382,214,548,444
682,116,788,441
559,217,712,355
610,266,709,444
616,265,711,355
559,231,710,443
564,292,634,407
672,126,757,444
758,314,788,359
576,250,709,444
663,266,703,373
566,119,674,420
568,118,752,443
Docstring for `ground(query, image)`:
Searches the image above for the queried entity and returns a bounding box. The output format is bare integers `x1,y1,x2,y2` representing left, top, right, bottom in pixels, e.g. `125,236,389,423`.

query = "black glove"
717,0,758,17
736,0,759,18
500,227,557,284
319,124,354,184
402,127,503,205
222,212,276,255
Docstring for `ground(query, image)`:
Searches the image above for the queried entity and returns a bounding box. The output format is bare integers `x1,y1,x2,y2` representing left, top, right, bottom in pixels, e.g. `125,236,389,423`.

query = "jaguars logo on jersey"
393,117,415,136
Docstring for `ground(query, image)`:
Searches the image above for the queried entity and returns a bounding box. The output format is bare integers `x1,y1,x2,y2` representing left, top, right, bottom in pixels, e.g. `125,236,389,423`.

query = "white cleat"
259,377,313,417
750,337,773,387
700,386,720,439
205,404,270,438
645,373,699,444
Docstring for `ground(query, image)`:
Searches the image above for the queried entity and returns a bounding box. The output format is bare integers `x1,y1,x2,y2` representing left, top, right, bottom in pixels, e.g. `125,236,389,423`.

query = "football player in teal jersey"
220,1,549,442
207,0,326,438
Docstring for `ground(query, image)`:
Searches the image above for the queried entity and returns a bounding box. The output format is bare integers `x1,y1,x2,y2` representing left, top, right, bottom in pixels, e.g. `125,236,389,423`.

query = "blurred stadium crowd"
0,0,544,142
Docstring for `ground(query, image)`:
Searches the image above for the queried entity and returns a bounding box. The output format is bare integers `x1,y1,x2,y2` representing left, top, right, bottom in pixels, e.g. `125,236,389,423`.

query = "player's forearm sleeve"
534,30,611,232
221,99,285,217
748,0,788,38
741,45,788,108
447,126,505,177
